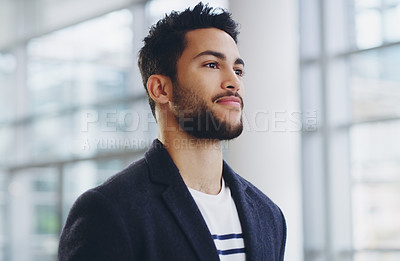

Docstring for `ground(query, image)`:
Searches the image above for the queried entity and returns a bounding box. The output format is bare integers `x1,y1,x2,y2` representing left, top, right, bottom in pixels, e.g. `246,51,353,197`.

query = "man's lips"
216,96,242,107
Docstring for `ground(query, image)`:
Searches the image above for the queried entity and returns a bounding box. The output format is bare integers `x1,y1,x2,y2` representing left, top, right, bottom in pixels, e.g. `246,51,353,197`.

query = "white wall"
228,1,303,260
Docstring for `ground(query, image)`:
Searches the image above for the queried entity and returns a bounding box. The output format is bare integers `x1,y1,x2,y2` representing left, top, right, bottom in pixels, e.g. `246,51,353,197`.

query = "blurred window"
9,168,59,261
26,10,134,113
0,5,153,261
0,52,16,122
354,0,400,48
61,158,130,223
301,0,400,260
0,0,230,260
0,173,5,257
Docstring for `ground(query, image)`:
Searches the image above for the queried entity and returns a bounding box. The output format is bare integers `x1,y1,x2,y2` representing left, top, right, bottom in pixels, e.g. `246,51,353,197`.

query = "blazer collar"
222,162,265,261
144,139,264,260
144,139,220,261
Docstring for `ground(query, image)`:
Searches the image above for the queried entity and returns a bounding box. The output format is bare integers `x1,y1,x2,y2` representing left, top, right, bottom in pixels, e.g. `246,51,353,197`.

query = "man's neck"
159,133,223,195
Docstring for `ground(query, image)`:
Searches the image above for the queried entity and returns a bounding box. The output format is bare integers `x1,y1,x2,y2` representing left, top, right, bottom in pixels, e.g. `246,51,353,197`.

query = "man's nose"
221,69,241,92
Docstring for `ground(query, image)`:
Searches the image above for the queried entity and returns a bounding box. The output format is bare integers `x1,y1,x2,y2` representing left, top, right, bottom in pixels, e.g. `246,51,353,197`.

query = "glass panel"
300,0,400,259
300,0,321,59
22,0,133,39
351,121,400,182
302,132,326,257
10,167,59,261
352,122,400,249
0,173,6,261
62,159,130,223
350,45,400,122
25,101,155,163
383,4,400,42
326,0,356,56
355,0,381,9
31,169,59,261
327,58,351,127
34,205,59,235
27,115,72,162
354,9,383,49
0,52,17,122
354,0,400,48
0,0,18,48
300,64,323,130
354,251,400,261
26,58,75,113
2,4,153,261
72,99,156,157
329,130,352,256
62,161,97,220
353,183,400,249
384,0,400,5
0,127,14,167
26,9,133,114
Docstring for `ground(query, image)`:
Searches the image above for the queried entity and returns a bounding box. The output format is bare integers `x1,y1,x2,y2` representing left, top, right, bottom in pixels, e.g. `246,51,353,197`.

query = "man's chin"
192,123,243,141
173,108,243,140
214,110,242,122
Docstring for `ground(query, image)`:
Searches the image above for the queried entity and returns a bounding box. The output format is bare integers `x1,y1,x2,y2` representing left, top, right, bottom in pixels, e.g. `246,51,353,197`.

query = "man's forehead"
183,28,241,60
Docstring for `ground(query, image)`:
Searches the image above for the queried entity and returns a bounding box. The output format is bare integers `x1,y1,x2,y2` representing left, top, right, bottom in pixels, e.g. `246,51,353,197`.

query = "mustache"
212,91,244,108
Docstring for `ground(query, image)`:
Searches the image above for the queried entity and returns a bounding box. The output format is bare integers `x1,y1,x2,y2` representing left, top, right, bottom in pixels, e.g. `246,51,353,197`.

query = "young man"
58,3,286,261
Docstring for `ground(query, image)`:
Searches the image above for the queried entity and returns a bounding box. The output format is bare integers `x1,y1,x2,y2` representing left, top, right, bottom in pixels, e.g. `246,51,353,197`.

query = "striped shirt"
189,178,246,260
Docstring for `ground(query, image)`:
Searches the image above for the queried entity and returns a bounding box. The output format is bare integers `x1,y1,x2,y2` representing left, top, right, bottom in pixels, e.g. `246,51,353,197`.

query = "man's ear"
146,75,172,104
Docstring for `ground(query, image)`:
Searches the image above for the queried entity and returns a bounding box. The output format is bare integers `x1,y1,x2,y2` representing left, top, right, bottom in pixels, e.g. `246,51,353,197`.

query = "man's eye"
205,63,218,69
235,69,244,77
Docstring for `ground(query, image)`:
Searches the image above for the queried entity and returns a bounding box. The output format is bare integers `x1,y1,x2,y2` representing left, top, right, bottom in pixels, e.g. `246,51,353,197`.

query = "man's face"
170,28,245,140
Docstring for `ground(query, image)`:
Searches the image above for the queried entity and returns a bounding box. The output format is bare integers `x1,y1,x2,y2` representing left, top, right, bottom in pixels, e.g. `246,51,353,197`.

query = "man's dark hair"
138,2,239,118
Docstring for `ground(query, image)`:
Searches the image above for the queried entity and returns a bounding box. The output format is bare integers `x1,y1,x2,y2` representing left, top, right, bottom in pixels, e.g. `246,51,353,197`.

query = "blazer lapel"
222,161,265,261
162,184,220,261
145,140,220,261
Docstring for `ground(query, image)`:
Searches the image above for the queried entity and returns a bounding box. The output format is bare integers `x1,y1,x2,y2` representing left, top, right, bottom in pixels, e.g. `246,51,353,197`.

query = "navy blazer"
58,139,286,260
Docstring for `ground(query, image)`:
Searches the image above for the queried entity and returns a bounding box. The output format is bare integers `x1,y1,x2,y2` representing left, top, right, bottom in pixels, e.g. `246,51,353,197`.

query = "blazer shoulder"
80,157,160,212
94,158,150,193
59,189,135,260
103,157,148,185
64,157,151,222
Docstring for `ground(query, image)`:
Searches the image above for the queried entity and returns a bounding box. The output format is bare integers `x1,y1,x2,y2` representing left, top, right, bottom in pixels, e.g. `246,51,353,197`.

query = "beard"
171,81,244,140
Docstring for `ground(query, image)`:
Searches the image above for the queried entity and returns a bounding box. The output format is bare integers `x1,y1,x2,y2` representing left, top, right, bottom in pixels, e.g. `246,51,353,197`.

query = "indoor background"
0,0,399,260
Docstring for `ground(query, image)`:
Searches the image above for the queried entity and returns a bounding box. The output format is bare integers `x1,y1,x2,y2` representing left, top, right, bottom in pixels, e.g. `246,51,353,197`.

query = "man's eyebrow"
235,58,245,66
194,50,245,66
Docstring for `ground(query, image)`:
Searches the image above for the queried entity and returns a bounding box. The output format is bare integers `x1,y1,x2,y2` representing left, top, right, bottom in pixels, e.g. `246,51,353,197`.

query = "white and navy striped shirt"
189,178,246,260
